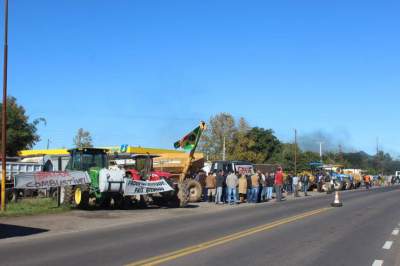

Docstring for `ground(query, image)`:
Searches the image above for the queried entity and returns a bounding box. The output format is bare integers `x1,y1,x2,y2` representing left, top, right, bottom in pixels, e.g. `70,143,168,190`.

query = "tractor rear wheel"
98,194,111,209
73,185,90,209
187,180,202,203
61,186,73,207
177,180,190,207
111,195,131,209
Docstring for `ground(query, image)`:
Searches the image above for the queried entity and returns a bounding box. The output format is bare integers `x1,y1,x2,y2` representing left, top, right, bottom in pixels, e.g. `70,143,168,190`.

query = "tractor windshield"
135,157,153,172
66,149,108,171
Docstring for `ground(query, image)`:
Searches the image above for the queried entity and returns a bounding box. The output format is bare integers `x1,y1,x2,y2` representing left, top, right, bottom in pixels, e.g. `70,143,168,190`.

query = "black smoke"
298,129,353,153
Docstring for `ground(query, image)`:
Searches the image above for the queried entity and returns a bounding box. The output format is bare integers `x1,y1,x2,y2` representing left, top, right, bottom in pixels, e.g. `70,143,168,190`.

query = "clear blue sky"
1,0,399,156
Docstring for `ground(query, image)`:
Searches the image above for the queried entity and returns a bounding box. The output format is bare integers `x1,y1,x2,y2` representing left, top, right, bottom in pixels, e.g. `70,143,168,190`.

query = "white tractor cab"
210,160,254,176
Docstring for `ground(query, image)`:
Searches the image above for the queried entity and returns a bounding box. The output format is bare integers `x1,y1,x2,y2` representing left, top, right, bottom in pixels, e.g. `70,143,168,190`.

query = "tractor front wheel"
177,180,190,207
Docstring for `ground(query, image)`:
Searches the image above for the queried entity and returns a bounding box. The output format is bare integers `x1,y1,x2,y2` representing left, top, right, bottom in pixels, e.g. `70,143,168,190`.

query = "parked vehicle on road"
113,154,180,206
211,160,254,176
0,160,43,202
62,148,184,209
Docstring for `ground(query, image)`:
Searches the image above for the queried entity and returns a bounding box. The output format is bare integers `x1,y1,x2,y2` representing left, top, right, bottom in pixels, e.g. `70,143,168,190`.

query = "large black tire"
156,178,178,207
61,186,73,207
187,180,202,203
0,189,14,203
72,184,90,209
6,189,15,202
137,195,148,209
98,194,111,209
49,188,58,199
119,197,134,210
178,181,190,208
111,194,132,209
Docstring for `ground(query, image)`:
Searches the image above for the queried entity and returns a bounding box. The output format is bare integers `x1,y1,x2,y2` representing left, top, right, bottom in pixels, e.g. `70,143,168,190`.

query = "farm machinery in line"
60,148,180,209
61,122,206,209
60,122,205,209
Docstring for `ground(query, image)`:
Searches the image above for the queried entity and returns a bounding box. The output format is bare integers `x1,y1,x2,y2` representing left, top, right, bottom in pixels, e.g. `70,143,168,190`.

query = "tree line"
199,113,400,175
1,98,399,175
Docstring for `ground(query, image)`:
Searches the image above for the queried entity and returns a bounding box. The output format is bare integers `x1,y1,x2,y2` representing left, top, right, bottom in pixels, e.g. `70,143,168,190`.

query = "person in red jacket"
275,167,284,202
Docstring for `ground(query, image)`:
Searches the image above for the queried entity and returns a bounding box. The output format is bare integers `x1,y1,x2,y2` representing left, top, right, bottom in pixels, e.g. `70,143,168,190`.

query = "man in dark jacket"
215,170,225,204
266,173,275,201
302,175,310,196
246,174,252,202
286,174,293,194
195,171,207,201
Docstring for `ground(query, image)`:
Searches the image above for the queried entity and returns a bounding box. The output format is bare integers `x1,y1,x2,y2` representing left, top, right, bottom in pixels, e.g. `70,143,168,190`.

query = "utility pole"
222,136,226,160
1,0,9,212
46,138,51,150
338,144,343,163
318,142,323,162
294,129,297,176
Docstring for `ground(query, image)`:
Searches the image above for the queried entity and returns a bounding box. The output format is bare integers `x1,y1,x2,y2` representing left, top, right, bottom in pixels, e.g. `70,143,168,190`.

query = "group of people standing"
197,167,305,205
283,174,311,197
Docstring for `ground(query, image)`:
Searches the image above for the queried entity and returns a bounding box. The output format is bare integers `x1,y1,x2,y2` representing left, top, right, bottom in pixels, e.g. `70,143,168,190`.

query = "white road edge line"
372,260,384,266
383,241,393,250
392,229,399,236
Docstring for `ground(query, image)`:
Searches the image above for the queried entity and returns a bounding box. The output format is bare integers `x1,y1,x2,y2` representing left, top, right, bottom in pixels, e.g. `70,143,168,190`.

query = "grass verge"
0,198,70,217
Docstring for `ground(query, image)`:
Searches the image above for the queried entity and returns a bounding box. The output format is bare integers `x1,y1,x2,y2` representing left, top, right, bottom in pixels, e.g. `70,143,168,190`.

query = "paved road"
1,186,399,266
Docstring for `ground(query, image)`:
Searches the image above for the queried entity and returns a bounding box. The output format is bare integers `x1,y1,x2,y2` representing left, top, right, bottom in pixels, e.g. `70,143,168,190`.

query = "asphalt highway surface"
1,186,400,266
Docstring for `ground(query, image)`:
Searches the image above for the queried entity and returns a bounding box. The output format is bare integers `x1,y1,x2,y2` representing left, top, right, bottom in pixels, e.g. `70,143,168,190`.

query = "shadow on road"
0,224,48,239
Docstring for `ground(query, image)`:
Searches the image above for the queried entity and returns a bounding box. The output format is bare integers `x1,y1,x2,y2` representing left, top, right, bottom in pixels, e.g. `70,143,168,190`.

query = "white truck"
392,171,400,184
210,160,255,176
0,161,43,201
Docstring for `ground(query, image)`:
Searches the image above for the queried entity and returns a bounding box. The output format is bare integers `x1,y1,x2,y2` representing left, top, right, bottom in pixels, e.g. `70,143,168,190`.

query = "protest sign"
14,171,91,189
124,179,174,196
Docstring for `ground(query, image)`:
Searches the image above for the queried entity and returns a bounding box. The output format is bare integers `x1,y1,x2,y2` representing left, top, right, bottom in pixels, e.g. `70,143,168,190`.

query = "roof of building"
19,146,190,157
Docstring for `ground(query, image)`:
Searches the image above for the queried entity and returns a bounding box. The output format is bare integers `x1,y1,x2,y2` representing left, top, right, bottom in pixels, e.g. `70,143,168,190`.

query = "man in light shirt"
226,171,239,205
292,174,300,197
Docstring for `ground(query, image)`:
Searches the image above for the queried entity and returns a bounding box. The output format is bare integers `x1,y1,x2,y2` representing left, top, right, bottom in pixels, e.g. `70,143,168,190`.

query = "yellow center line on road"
126,207,332,266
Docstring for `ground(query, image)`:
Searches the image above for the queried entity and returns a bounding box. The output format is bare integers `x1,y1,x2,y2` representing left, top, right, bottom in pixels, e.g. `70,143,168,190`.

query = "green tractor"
62,148,128,209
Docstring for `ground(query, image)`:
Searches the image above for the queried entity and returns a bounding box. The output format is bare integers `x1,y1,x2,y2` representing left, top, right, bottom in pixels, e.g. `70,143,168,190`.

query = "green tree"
0,96,45,156
73,128,93,148
231,127,282,164
269,143,295,171
199,113,237,160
